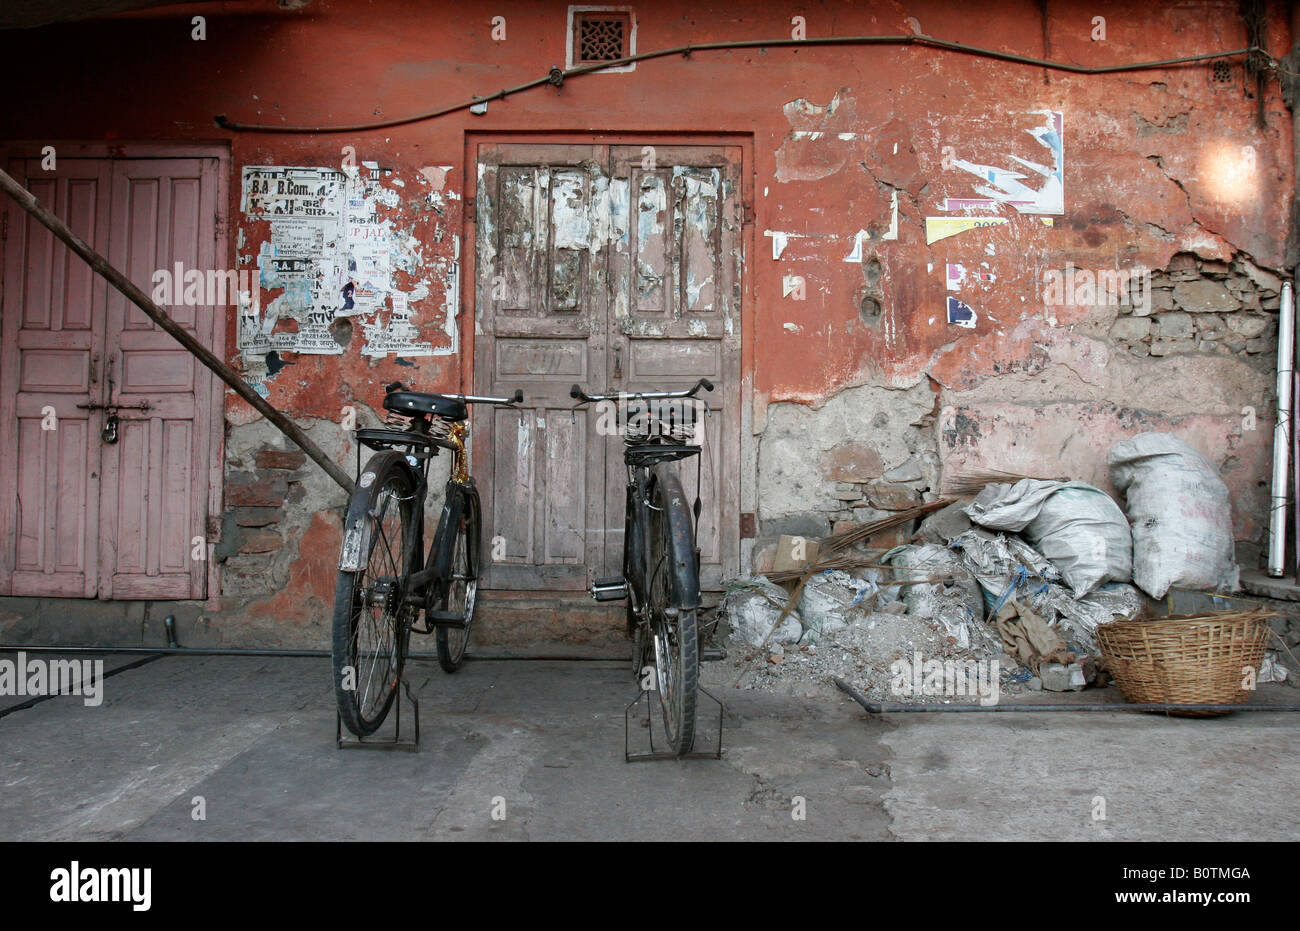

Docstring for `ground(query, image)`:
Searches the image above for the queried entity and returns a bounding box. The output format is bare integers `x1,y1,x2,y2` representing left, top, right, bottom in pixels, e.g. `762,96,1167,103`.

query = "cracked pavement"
0,652,1295,841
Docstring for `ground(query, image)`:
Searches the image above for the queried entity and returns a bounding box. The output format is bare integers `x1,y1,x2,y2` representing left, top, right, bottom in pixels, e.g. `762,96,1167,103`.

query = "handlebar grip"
512,389,524,404
570,384,584,400
699,378,714,392
385,381,406,394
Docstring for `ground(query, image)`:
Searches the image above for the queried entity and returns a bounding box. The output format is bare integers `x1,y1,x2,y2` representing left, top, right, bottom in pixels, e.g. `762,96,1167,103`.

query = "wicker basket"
1096,608,1274,716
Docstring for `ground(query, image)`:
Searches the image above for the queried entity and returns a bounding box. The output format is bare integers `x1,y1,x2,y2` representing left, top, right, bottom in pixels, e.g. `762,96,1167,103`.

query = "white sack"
1107,432,1238,599
967,479,1133,596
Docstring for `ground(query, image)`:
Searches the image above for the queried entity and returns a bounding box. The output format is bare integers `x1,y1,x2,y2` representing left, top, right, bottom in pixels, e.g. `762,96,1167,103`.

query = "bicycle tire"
435,495,479,673
647,468,699,755
332,453,416,736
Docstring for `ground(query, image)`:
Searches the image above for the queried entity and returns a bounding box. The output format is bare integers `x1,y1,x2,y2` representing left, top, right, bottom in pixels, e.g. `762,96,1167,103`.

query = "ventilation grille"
1210,59,1235,87
576,13,629,63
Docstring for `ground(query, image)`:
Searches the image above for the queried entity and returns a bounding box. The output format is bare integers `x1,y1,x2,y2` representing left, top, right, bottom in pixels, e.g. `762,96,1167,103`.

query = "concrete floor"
1,651,1296,841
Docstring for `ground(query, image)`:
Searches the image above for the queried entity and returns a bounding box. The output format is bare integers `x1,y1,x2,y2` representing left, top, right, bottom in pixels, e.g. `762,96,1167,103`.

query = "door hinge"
206,514,222,542
741,203,755,226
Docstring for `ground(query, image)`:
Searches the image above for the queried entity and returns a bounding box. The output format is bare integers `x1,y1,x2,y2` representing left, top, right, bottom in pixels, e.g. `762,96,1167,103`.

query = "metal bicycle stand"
624,684,724,762
336,676,421,751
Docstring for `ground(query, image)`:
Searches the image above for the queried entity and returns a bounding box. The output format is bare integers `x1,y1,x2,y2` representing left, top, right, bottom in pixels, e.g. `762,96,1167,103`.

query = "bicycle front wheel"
436,497,480,673
647,468,700,755
332,454,416,736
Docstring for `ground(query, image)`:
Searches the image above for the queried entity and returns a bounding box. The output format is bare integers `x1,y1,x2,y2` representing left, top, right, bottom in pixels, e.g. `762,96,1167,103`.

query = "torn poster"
949,111,1064,215
268,217,336,256
270,318,344,355
344,182,392,315
240,163,452,361
926,215,1053,245
947,296,978,328
942,197,1000,211
843,191,900,260
764,230,799,259
241,356,271,398
242,166,345,219
361,291,434,357
237,288,269,358
946,263,996,291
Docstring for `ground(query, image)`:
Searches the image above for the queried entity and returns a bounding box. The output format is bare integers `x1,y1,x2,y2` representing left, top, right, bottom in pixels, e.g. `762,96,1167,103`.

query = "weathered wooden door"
473,145,610,590
0,159,111,596
473,141,741,593
0,155,219,599
605,146,741,590
98,158,218,599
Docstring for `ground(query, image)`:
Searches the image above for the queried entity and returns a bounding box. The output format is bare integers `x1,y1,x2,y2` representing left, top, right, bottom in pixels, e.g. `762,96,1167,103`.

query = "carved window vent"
575,12,630,63
1210,59,1235,87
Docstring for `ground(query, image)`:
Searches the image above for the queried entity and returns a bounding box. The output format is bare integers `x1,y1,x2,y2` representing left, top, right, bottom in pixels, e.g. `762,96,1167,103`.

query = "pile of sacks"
884,431,1240,686
721,431,1243,696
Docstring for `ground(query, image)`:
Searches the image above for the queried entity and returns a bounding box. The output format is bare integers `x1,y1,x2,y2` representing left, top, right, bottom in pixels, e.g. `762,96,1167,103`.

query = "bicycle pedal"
590,576,629,602
425,609,468,629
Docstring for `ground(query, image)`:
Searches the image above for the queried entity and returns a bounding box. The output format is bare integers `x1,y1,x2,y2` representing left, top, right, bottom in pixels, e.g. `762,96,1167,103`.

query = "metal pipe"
834,677,1300,714
0,167,354,494
1270,281,1295,576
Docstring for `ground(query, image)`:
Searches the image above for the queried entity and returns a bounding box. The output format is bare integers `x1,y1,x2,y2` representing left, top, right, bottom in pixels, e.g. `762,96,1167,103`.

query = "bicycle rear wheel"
435,499,479,673
332,455,416,736
647,469,699,755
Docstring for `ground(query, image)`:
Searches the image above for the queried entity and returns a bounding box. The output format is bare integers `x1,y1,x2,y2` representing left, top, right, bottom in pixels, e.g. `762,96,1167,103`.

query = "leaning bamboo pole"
0,167,353,493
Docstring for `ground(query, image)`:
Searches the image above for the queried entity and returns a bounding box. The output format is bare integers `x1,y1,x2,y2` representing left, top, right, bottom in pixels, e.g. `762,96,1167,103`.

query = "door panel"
0,159,110,596
606,146,741,590
474,141,741,594
475,144,608,590
100,158,216,599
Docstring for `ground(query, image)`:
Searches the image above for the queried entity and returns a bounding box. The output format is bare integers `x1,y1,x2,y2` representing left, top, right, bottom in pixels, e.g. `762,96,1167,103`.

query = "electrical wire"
216,35,1265,134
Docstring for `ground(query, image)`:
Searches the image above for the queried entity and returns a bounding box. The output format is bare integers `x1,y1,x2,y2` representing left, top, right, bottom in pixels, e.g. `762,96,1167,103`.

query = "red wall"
2,0,1290,413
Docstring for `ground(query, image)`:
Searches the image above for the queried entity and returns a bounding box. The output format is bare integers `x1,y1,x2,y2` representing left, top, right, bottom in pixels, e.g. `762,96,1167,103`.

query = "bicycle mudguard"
338,451,419,572
650,465,702,611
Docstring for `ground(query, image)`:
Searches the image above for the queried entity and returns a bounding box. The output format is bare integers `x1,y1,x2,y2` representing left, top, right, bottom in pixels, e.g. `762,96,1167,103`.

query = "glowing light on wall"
1202,142,1259,203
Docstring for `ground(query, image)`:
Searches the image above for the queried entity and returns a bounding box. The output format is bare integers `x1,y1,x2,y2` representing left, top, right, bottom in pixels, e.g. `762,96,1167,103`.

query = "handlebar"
569,378,714,404
385,382,524,406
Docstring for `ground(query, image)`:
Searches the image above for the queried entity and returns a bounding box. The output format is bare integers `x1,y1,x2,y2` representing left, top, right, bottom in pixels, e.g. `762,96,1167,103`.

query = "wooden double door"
471,141,743,593
0,154,221,599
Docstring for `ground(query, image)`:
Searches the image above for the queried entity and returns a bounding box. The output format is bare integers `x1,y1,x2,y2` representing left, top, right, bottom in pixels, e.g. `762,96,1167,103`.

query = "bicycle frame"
338,417,478,612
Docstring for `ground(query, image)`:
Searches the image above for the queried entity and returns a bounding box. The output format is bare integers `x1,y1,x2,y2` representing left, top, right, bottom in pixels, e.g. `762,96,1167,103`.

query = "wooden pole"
0,166,354,493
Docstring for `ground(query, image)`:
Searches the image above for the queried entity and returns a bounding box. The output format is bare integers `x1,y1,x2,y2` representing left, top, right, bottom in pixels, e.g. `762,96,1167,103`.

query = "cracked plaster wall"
0,0,1293,632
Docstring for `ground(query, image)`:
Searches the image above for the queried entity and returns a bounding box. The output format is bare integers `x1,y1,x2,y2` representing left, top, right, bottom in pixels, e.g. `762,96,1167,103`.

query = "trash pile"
716,431,1269,703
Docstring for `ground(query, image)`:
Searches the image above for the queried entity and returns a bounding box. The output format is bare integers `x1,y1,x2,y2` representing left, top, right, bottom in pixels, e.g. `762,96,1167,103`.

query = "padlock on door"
102,411,119,444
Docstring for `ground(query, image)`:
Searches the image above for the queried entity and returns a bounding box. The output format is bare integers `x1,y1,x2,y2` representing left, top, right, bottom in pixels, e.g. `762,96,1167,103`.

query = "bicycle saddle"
383,390,468,422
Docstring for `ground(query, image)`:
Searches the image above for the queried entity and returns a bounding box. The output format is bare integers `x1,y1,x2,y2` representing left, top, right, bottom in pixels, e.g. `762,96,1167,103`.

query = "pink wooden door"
0,155,218,599
99,158,218,599
0,158,111,596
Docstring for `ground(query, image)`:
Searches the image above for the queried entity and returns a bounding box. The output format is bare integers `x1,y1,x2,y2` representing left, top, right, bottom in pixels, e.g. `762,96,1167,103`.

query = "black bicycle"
571,377,714,756
332,380,523,737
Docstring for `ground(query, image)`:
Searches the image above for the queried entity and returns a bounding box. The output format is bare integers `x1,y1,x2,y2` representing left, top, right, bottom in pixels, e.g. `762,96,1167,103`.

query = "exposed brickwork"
225,471,289,508
1109,252,1281,362
254,448,308,471
233,506,281,527
237,530,284,554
